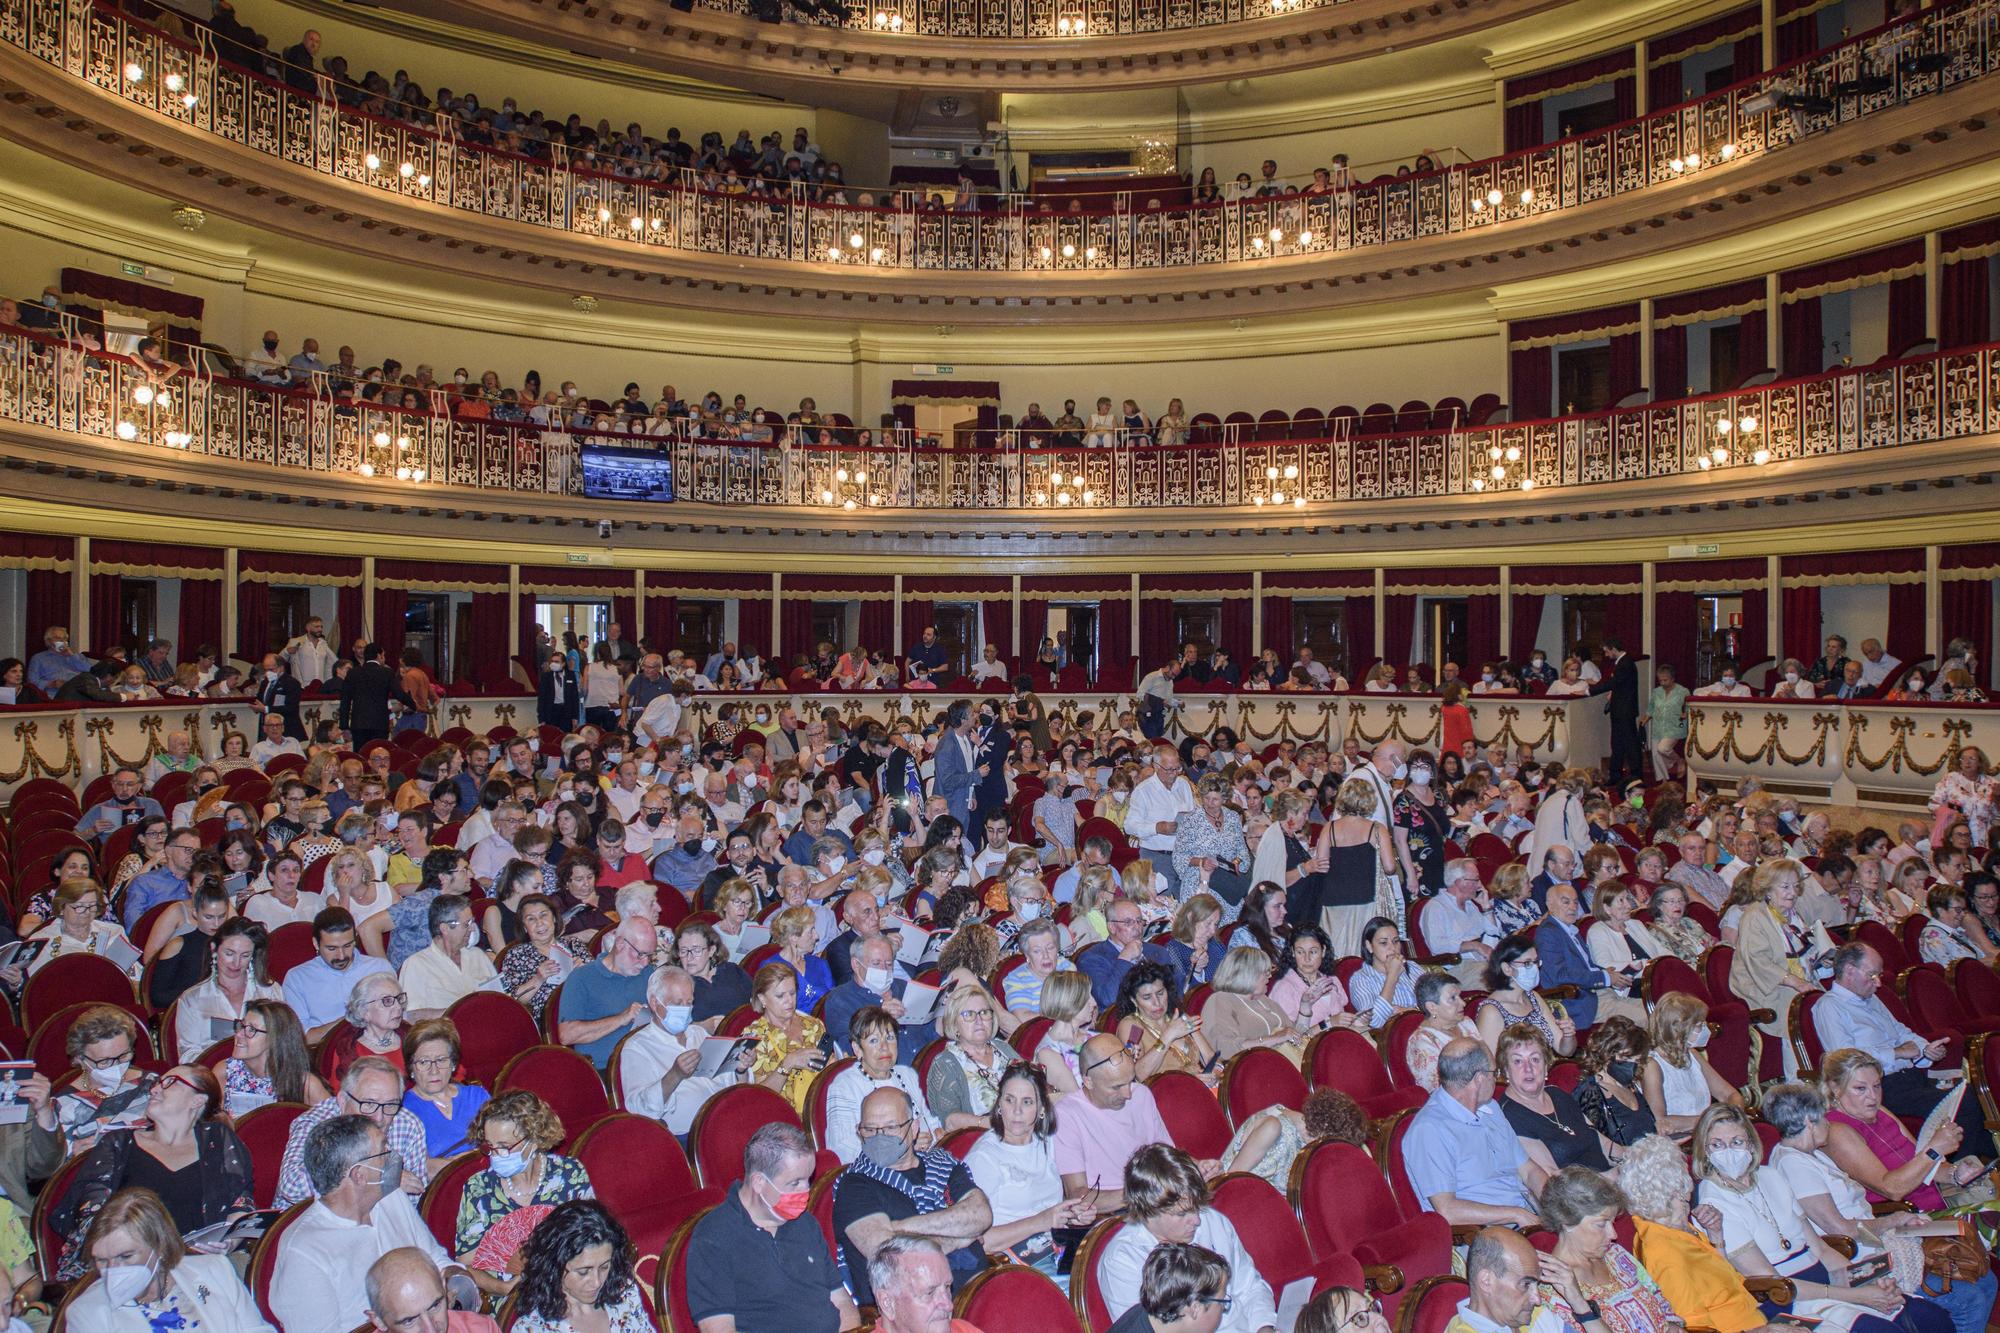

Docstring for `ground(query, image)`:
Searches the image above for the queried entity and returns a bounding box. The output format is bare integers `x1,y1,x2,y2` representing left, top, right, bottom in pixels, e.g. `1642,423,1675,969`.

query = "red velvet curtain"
1609,331,1642,402
1504,102,1544,154
516,596,541,675
1019,600,1048,662
1509,593,1544,663
1260,595,1292,662
1656,590,1698,683
1511,345,1553,421
238,582,274,661
980,599,1011,663
1654,324,1690,399
1738,307,1769,379
1777,13,1818,62
467,591,510,687
176,578,221,659
1942,257,1991,350
1612,75,1636,124
1888,582,1927,661
1941,579,1993,690
1733,34,1761,80
1781,298,1822,379
89,574,123,657
1220,598,1254,668
1740,588,1769,667
1649,60,1684,112
26,569,70,664
863,599,898,659
1606,594,1644,656
901,600,933,657
336,584,365,661
1098,603,1131,686
646,595,677,656
736,597,772,660
1139,601,1175,673
1781,585,1822,665
1383,595,1418,672
373,589,408,660
1888,274,1927,359
1343,596,1375,676
1467,594,1501,668
779,599,814,667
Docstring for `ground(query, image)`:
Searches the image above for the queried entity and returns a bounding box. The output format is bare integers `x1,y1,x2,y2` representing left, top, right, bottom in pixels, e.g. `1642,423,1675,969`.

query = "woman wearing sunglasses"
52,1065,254,1279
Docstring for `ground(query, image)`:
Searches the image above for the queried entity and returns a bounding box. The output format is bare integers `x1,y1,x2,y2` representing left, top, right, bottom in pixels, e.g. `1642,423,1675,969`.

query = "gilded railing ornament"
86,713,164,773
1763,711,1842,767
447,705,473,727
1349,704,1405,747
0,719,76,782
1843,713,1967,777
1687,709,1742,764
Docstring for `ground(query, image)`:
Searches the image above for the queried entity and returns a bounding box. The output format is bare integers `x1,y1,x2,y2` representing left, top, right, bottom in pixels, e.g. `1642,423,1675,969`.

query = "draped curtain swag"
1503,49,1636,105
237,552,363,585
905,576,1013,602
1780,241,1927,303
779,573,895,601
0,534,74,571
89,540,224,580
373,559,508,593
889,380,1002,410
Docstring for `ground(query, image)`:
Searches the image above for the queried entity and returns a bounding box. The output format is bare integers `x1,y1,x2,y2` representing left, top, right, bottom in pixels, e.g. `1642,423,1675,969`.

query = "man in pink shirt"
367,1248,496,1333
1053,1034,1219,1210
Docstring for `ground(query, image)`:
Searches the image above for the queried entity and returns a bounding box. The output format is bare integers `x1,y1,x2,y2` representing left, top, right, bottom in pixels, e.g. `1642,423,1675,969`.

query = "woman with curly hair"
454,1089,594,1298
1115,960,1218,1082
509,1199,650,1333
1222,1086,1367,1189
1622,1133,1789,1333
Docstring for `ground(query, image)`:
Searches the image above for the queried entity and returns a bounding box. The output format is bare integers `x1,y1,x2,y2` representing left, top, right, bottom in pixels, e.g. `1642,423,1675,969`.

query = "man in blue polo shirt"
686,1122,858,1332
555,917,654,1069
905,626,947,686
1403,1037,1545,1230
122,827,197,931
75,768,161,845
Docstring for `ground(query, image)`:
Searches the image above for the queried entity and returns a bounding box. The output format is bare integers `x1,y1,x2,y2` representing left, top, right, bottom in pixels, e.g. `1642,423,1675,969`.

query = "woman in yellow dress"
744,961,829,1112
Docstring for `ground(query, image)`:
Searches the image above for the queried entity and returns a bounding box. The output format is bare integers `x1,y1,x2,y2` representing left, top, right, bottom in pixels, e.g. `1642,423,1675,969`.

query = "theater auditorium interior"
8,0,2000,1329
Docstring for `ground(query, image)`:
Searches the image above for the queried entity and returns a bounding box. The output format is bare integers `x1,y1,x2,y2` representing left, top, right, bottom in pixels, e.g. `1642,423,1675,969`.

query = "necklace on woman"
1515,1096,1577,1136
1711,1174,1794,1250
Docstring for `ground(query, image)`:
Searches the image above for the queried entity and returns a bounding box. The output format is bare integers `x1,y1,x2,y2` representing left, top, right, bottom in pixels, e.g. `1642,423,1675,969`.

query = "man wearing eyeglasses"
1105,1242,1236,1333
120,828,199,932
274,1055,431,1207
1445,1227,1604,1333
273,1115,475,1333
399,895,496,1019
617,966,746,1136
1079,901,1149,1010
366,1247,496,1333
832,1088,992,1309
1054,1034,1214,1212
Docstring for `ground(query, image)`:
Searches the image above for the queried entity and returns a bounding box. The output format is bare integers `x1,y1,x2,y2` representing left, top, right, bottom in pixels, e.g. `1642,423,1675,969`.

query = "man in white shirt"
602,762,646,824
1293,648,1332,687
619,966,740,1134
1693,665,1752,698
271,1115,475,1333
250,711,306,767
1419,860,1494,976
467,800,528,888
968,645,1009,684
635,684,685,747
1351,740,1418,907
1717,828,1762,890
398,896,496,1019
284,616,339,686
1857,638,1902,690
1123,745,1195,894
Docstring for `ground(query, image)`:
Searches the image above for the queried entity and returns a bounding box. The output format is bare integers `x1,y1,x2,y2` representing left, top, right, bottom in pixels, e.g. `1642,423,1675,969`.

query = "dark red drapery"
178,578,222,659
1609,331,1642,403
1511,346,1553,422
1509,593,1543,663
1020,601,1048,663
646,596,677,656
1383,595,1418,672
89,574,123,658
736,597,772,659
1655,324,1690,399
1781,298,1823,379
1220,598,1254,668
466,592,510,687
1781,585,1821,665
861,600,896,658
1942,257,1992,350
779,600,815,666
1941,579,1993,690
237,586,271,662
1655,590,1698,683
1139,601,1175,672
1888,583,1927,662
26,569,70,661
1343,597,1375,676
980,599,1011,662
1888,274,1928,360
372,589,408,660
1098,605,1132,687
1738,307,1769,381
338,584,366,659
1466,595,1501,668
1260,596,1292,661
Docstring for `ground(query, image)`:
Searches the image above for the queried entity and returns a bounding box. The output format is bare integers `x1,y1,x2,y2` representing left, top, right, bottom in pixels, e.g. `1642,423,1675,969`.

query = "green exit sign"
120,261,145,276
1695,543,1720,556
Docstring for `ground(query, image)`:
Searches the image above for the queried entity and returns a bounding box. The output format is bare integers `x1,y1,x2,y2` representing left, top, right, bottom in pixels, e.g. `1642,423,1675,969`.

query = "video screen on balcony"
580,446,675,503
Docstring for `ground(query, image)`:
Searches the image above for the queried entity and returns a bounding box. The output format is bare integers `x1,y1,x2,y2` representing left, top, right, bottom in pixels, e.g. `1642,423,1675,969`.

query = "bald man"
367,1248,496,1333
556,917,657,1069
1448,1225,1608,1333
1052,1035,1216,1211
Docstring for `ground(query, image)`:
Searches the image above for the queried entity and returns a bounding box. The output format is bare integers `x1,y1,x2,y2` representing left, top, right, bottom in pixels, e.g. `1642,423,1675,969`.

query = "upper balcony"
6,0,2000,322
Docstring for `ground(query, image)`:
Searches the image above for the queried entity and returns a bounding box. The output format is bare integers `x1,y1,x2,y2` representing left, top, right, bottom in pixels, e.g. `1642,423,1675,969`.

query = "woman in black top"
1573,1015,1659,1147
1496,1025,1615,1173
677,921,752,1028
145,882,230,1012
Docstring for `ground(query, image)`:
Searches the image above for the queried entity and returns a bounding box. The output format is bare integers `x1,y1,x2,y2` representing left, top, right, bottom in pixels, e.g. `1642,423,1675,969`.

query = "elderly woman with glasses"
925,985,1020,1134
1534,1166,1678,1333
1097,1144,1277,1333
68,1188,268,1333
323,970,410,1087
455,1090,594,1299
403,1017,488,1171
53,1065,253,1277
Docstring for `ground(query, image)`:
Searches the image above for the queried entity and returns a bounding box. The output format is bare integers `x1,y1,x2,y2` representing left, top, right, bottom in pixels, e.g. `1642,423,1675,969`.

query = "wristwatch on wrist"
1925,1147,1943,1162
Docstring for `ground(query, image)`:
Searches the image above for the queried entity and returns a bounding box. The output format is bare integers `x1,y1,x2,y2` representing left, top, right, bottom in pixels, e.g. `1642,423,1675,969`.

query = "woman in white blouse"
1587,885,1668,994
822,1006,940,1164
173,918,283,1061
28,880,139,978
1545,658,1593,698
965,1063,1094,1284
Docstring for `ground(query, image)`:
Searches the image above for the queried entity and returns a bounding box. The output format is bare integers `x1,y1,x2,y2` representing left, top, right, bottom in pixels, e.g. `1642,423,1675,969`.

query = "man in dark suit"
1592,636,1642,786
538,650,581,729
252,653,305,741
339,643,411,748
930,701,983,827
968,704,1011,827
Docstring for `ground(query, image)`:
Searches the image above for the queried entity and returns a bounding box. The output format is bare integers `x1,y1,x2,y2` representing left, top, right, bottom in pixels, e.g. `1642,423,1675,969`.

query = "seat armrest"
1741,1276,1795,1304
1362,1264,1405,1295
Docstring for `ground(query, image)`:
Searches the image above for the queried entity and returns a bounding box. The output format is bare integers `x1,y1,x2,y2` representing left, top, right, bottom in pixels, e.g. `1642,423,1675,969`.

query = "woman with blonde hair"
925,985,1017,1132
1202,946,1308,1066
744,962,828,1112
1728,859,1821,1076
769,902,832,1014
1070,864,1115,948
1034,969,1097,1098
1305,776,1399,956
1487,861,1546,939
1642,993,1743,1136
67,1187,267,1332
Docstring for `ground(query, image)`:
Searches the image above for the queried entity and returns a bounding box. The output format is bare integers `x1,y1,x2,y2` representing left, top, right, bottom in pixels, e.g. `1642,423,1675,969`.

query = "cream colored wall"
1184,101,1500,185
226,0,809,135
815,110,895,195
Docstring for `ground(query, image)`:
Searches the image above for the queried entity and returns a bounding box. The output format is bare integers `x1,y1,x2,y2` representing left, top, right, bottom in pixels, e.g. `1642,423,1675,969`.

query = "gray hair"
1763,1082,1828,1139
304,1113,382,1195
616,883,659,919
340,1054,401,1094
1538,1165,1626,1233
868,1235,946,1304
1016,917,1060,950
646,965,694,1007
742,1121,814,1183
1618,1134,1692,1223
344,970,402,1027
1829,943,1873,985
1436,1042,1492,1090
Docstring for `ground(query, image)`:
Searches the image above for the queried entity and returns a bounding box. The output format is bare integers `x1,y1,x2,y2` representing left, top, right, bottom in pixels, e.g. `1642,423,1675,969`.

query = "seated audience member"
963,1062,1092,1280
75,767,163,845
272,1114,473,1333
1002,917,1076,1019
50,1005,155,1155
284,907,396,1043
366,1247,498,1333
1474,936,1576,1058
676,920,752,1030
1573,1015,1659,1147
1407,971,1482,1092
617,965,743,1136
399,894,497,1018
275,1057,430,1207
1419,859,1494,978
1621,1133,1795,1333
29,878,140,979
1496,1026,1615,1176
174,918,283,1060
68,1187,269,1333
1814,944,1994,1158
222,997,332,1118
454,1091,593,1298
867,1236,982,1333
1668,832,1731,911
1448,1225,1616,1333
1115,962,1220,1081
831,1087,992,1307
1054,1034,1211,1209
243,852,324,930
1080,897,1150,1010
497,894,587,1024
1641,993,1743,1138
825,933,936,1066
825,1006,941,1164
320,970,411,1089
686,1122,861,1330
1098,1145,1278,1333
1534,883,1646,1028
1402,1038,1545,1227
403,1019,488,1168
53,1064,252,1277
1201,946,1309,1065
555,918,656,1070
1532,1167,1676,1333
1106,1242,1240,1333
745,960,830,1112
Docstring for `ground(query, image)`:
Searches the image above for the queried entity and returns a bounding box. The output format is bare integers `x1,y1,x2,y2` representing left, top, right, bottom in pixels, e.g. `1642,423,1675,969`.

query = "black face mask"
1607,1060,1639,1086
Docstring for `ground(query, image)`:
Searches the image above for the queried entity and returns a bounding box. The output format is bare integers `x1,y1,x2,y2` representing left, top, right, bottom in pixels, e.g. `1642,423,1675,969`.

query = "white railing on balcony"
0,0,1992,273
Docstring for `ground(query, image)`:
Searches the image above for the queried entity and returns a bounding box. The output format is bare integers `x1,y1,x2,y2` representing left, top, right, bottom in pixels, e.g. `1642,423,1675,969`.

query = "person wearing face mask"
833,1087,992,1307
1641,993,1743,1137
451,1091,592,1298
273,1114,474,1333
686,1122,860,1330
616,966,744,1135
1696,662,1753,698
68,1188,270,1333
27,624,92,694
48,1006,155,1157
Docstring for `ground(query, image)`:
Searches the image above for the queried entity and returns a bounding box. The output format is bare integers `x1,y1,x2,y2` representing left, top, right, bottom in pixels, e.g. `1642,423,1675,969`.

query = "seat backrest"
1855,920,1909,976
265,921,318,982
246,1200,312,1327
1220,1047,1308,1128
444,991,544,1088
1642,955,1705,1007
233,1101,308,1209
1307,1027,1395,1102
1291,1140,1421,1261
30,1152,89,1284
420,1149,489,1249
1209,1172,1312,1288
1899,914,1932,966
494,1044,611,1147
1072,1215,1126,1332
29,1000,154,1078
1403,1276,1472,1333
1791,989,1827,1071
1701,944,1734,1007
688,1083,801,1188
955,1263,1084,1333
1376,1108,1427,1219
1145,1071,1233,1160
1956,957,2000,1018
1903,964,1962,1031
23,953,136,1034
1381,1008,1425,1089
654,1207,715,1333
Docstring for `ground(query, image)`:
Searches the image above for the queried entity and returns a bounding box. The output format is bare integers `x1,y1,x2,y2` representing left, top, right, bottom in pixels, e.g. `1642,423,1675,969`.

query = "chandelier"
1698,411,1767,470
1032,470,1095,506
820,466,882,510
1250,464,1304,507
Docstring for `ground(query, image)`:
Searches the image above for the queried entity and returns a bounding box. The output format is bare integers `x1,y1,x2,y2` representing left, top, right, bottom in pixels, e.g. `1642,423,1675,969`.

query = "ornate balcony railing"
1,0,1993,274
1,327,1994,511
700,0,1373,41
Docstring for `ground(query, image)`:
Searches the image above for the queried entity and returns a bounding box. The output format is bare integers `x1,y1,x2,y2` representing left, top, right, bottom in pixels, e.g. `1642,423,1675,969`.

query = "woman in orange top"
1439,681,1475,759
1621,1133,1785,1333
398,645,440,735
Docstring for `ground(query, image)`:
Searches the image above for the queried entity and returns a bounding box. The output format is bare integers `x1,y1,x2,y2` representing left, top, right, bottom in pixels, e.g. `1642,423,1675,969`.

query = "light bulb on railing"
1298,230,1313,244
1715,417,1733,434
855,469,868,484
1283,464,1298,480
1698,456,1713,471
132,385,154,405
1503,445,1520,463
869,247,883,261
1265,466,1279,480
835,467,849,482
1751,447,1770,465
1051,471,1067,487
1040,246,1053,261
180,92,198,108
1669,157,1685,173
372,430,390,447
1271,490,1286,504
1520,477,1535,490
364,152,381,170
116,419,137,440
1739,415,1757,434
821,489,835,503
1082,488,1095,503
1293,495,1306,508
164,73,184,92
1490,464,1505,480
1471,198,1485,213
399,161,415,178
1268,227,1282,242
396,436,410,450
416,172,430,187
359,461,375,477
1471,477,1486,492
1487,189,1503,206
1711,444,1729,462
1253,495,1267,506
1519,188,1535,204
1686,150,1701,166
396,465,411,480
843,498,857,511
848,233,864,248
1085,246,1097,260
1250,236,1265,251
649,217,662,231
123,62,144,81
597,207,611,222
1488,444,1502,460
827,247,841,260
1056,492,1072,506
1719,143,1736,160
410,467,427,482
628,216,644,231
1061,243,1075,258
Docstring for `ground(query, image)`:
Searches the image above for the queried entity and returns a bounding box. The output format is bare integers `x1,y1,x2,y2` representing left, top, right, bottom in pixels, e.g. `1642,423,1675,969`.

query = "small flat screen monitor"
580,445,675,503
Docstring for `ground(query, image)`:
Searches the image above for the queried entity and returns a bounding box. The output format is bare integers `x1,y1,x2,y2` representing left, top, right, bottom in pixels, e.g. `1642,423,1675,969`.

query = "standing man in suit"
340,643,412,748
538,649,581,729
931,701,985,827
1592,637,1641,786
969,702,1011,827
252,652,306,741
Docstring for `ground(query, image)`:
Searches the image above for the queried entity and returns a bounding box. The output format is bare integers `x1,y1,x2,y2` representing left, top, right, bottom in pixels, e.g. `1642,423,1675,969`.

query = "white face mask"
862,966,892,993
825,856,846,875
102,1258,158,1307
88,1061,130,1094
1409,766,1433,786
1017,900,1044,922
1690,1026,1711,1049
861,848,886,866
1709,1146,1755,1179
1511,962,1540,989
1721,676,1737,688
1784,672,1800,684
